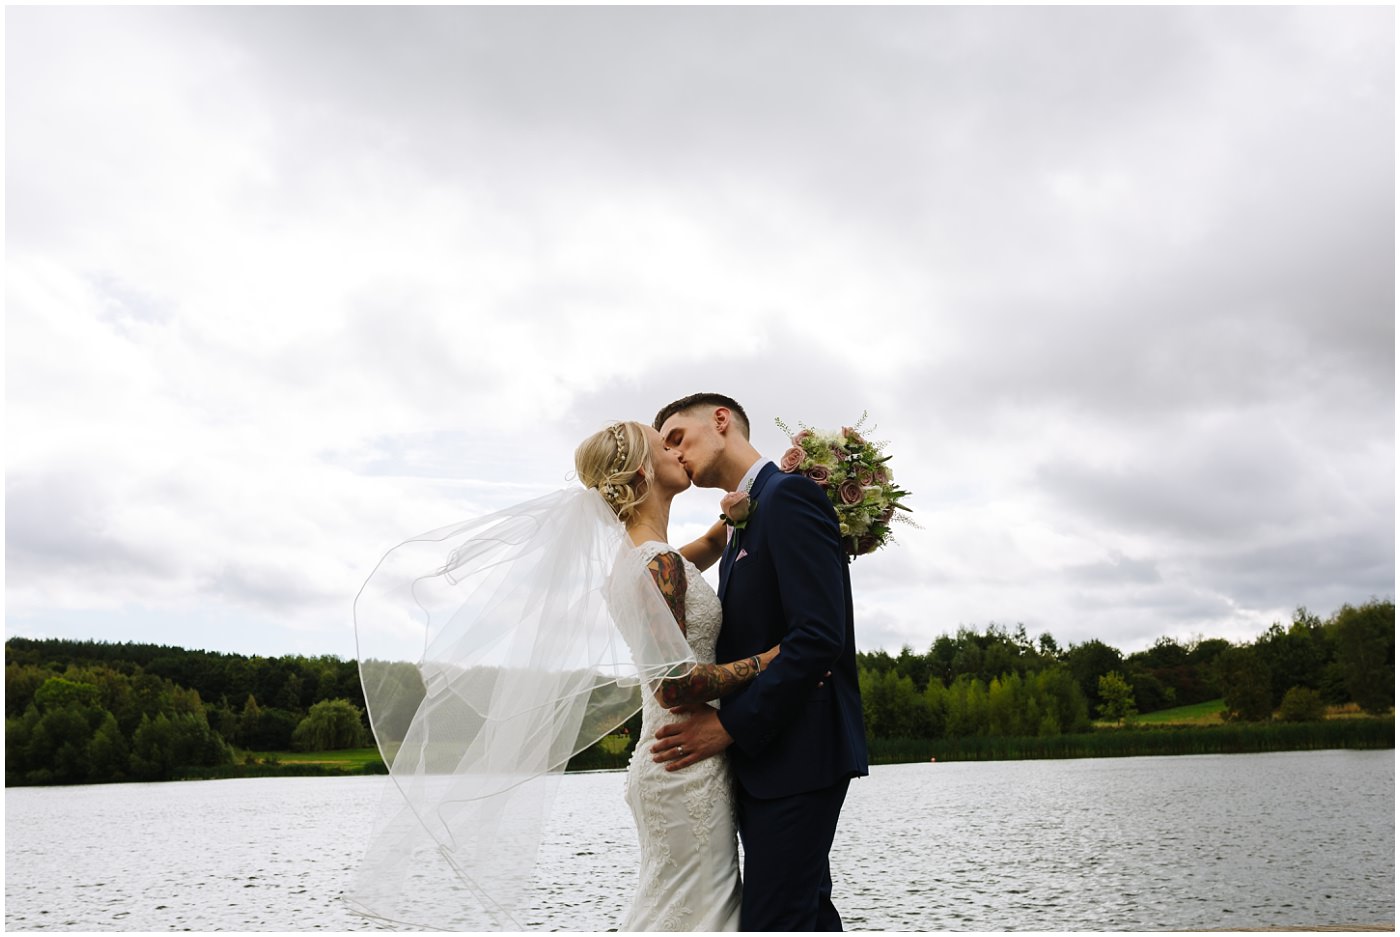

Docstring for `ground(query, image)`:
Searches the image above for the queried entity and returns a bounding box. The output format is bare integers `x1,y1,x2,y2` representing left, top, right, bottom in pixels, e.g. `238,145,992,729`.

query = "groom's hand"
651,705,733,771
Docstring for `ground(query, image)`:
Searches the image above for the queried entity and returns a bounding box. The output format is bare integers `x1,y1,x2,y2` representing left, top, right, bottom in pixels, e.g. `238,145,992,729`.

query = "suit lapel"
719,524,739,602
746,461,779,502
718,462,778,604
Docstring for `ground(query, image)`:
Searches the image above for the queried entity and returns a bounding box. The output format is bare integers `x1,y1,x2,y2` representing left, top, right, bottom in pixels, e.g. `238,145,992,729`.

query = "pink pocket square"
736,548,749,561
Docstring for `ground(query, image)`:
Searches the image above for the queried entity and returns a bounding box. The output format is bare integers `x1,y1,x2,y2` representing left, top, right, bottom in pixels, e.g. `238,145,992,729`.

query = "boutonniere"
719,491,755,530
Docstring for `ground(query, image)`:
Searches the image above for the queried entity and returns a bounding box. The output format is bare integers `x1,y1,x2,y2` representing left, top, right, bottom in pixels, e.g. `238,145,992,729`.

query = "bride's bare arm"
644,550,779,706
678,519,728,572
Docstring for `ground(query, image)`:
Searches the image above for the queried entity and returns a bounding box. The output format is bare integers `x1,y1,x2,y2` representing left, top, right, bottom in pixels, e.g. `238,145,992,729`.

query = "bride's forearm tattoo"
658,658,757,707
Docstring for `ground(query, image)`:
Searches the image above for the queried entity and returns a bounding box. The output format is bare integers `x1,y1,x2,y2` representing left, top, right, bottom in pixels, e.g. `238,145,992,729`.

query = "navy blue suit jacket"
715,462,869,800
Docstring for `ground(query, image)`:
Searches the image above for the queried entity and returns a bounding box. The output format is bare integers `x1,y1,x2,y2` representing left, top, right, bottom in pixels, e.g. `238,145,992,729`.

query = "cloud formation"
6,6,1393,659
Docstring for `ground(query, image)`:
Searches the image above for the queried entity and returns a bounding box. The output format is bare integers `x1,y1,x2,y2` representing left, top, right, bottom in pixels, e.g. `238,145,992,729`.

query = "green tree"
1254,609,1330,706
130,711,232,781
1277,686,1326,723
1066,640,1125,713
921,678,950,738
894,645,933,692
291,698,370,751
1123,667,1173,713
129,713,177,780
859,669,928,738
1031,666,1090,734
87,711,130,780
987,672,1029,736
6,706,43,782
1177,636,1232,703
237,703,299,750
944,675,989,737
1096,671,1138,725
1218,645,1273,722
6,663,52,717
927,635,958,686
1333,600,1395,714
33,676,102,712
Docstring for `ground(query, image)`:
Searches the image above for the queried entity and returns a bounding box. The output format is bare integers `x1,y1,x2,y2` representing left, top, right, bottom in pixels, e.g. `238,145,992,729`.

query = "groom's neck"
715,443,763,492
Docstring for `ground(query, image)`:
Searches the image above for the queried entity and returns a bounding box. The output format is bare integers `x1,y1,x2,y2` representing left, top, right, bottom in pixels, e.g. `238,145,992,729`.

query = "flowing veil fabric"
345,487,696,930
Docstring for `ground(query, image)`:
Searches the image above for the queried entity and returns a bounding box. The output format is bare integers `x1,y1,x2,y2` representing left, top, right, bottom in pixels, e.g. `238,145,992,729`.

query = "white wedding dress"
618,542,743,932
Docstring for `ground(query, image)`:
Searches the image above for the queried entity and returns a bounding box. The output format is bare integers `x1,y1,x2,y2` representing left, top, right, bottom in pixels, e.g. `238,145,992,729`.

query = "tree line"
6,640,370,785
6,598,1393,784
854,599,1394,740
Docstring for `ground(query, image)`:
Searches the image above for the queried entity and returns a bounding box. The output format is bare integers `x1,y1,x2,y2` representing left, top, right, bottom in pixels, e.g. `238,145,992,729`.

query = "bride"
575,421,777,931
348,421,776,931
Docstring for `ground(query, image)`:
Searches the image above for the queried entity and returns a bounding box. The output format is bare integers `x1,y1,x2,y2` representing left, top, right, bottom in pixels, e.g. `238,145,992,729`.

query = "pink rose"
793,430,813,445
720,491,752,525
842,427,865,446
857,470,874,486
805,465,831,486
779,446,805,473
839,480,864,505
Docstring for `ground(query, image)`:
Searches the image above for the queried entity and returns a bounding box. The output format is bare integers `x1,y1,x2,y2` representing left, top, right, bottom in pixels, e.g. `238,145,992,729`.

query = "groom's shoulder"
763,468,830,509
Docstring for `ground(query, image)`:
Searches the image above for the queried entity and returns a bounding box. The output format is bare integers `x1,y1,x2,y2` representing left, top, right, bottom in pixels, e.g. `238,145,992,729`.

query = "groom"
650,393,868,932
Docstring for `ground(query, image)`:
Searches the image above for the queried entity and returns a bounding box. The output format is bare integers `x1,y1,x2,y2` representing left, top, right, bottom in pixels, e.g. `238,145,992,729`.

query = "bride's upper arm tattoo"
646,551,687,635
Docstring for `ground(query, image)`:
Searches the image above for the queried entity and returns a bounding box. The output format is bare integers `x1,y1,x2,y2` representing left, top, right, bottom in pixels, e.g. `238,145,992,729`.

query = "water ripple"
4,750,1393,931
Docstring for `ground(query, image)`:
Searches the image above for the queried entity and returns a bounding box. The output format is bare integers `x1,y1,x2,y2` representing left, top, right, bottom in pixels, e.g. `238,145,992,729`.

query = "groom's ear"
712,407,733,436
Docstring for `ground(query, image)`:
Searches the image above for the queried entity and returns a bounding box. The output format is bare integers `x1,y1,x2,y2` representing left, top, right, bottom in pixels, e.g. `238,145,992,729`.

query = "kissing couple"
349,393,869,932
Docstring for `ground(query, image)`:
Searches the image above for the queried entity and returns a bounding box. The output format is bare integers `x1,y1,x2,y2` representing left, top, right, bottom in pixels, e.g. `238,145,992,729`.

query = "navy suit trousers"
736,778,851,932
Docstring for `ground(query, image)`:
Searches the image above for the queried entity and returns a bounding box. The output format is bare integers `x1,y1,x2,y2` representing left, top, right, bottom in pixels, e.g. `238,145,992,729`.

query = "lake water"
5,749,1393,931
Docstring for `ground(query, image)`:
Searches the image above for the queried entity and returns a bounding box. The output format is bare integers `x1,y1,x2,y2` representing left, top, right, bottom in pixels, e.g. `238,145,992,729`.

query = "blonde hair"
575,421,653,524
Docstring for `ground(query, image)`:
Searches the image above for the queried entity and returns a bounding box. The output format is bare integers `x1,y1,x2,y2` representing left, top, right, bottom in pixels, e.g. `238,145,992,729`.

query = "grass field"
1132,699,1227,725
598,734,632,755
1107,698,1386,727
243,747,385,770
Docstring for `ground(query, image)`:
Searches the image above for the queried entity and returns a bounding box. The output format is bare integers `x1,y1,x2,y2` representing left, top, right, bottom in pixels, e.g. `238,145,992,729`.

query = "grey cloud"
849,607,917,655
6,470,180,582
1034,412,1391,545
1063,550,1163,588
16,7,1391,414
560,334,886,452
1190,529,1395,615
205,562,343,616
6,6,1390,655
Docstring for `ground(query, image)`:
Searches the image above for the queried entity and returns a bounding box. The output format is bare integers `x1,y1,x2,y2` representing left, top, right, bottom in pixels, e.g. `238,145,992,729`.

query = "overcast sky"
6,6,1394,663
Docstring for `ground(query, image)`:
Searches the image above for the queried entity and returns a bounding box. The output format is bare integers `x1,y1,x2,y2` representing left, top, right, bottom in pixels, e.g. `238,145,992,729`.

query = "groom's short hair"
654,393,751,440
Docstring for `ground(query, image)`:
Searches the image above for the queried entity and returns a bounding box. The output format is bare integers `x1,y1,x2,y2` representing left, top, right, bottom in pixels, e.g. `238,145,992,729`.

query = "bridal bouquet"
775,412,914,558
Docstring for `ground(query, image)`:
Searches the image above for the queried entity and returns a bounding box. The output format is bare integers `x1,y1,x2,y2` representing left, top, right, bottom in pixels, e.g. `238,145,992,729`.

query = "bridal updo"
575,421,653,524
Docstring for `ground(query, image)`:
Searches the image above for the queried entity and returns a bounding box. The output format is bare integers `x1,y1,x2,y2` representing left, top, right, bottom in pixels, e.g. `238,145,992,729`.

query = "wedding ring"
677,745,685,756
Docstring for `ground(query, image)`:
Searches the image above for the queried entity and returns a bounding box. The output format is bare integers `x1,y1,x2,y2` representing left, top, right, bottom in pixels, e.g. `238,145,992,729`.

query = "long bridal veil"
345,486,696,930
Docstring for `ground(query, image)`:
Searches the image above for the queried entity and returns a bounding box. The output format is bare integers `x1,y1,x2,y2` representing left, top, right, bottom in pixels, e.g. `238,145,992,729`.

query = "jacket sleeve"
717,476,847,755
